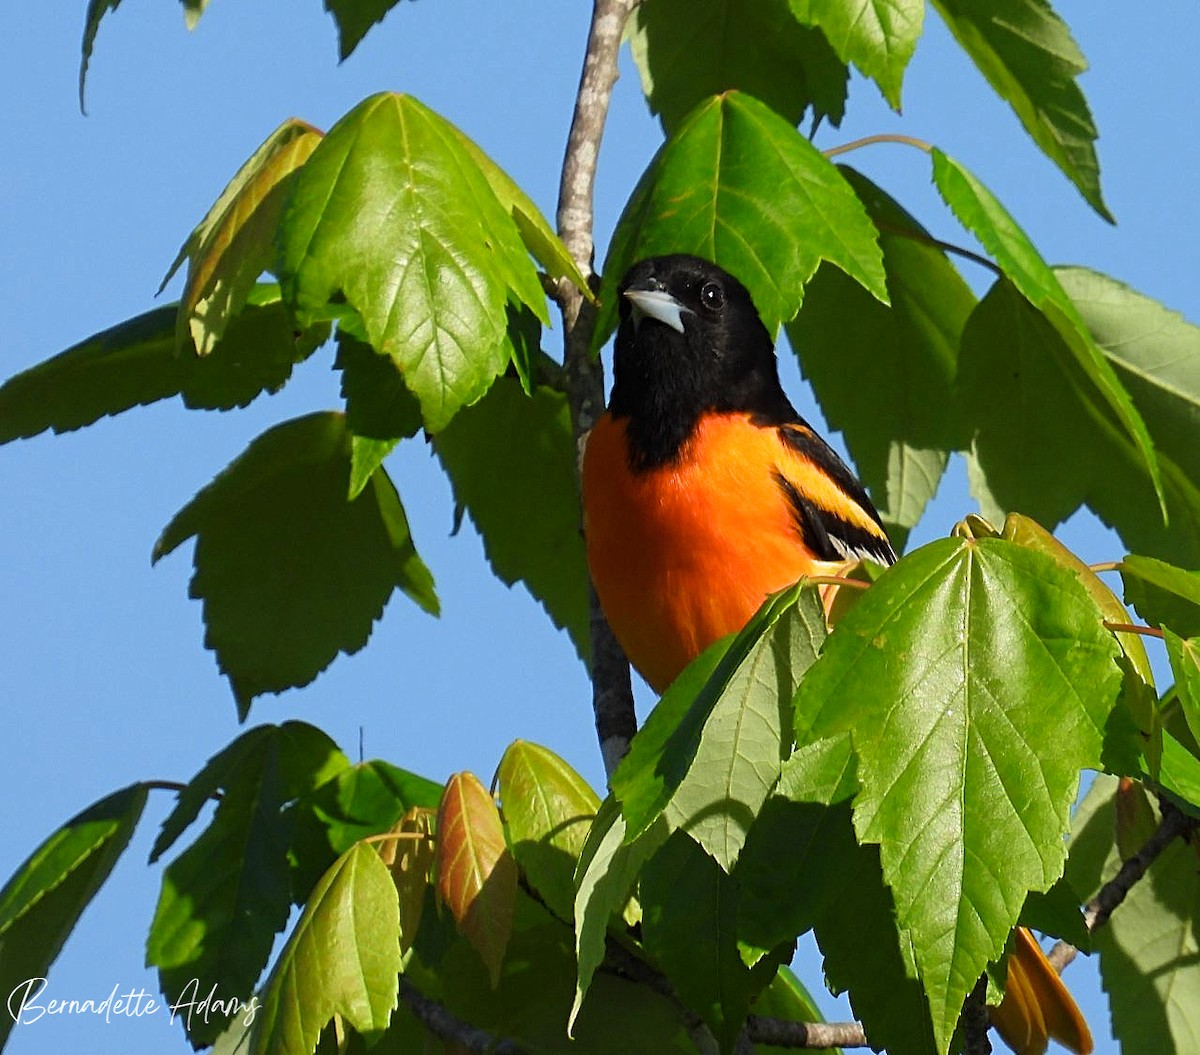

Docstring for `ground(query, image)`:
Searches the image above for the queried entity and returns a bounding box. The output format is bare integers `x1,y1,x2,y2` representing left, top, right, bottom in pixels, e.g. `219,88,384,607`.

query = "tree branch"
1048,794,1197,973
744,1015,870,1049
399,978,529,1054
963,976,993,1055
553,0,641,780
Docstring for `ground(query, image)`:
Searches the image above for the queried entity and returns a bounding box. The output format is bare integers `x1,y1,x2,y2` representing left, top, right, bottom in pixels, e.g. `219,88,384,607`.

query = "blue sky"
1,3,1197,1053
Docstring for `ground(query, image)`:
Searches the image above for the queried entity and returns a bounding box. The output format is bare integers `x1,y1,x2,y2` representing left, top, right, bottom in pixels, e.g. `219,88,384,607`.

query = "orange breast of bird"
583,410,841,693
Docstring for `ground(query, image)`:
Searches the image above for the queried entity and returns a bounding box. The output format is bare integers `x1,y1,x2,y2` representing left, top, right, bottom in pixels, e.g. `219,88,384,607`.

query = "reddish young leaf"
436,772,516,987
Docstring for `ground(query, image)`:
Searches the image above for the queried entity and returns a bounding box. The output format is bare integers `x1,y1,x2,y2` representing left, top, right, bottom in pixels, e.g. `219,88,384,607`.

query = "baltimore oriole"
581,253,1092,1055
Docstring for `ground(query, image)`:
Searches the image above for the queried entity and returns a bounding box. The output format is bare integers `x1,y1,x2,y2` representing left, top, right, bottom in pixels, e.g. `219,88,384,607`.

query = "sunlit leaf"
599,91,886,346
611,582,824,872
154,412,438,715
447,130,592,298
278,93,547,432
930,0,1109,219
436,772,517,987
251,843,401,1055
794,536,1122,1049
791,0,924,109
629,0,848,133
0,785,147,1051
497,741,600,922
0,294,324,445
173,120,322,356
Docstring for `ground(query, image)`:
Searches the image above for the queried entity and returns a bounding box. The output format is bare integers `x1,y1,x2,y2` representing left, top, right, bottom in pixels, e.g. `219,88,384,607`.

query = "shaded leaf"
794,536,1122,1049
436,772,517,987
1118,556,1200,638
324,0,405,60
628,0,849,134
934,151,1161,510
438,891,693,1055
497,741,601,922
383,808,436,953
278,93,547,432
961,281,1200,570
1058,266,1200,483
1067,776,1200,1052
930,0,1109,219
0,785,147,1051
788,168,974,547
79,0,122,109
154,412,438,716
791,0,924,109
334,331,423,499
288,758,439,901
1018,877,1089,951
251,843,401,1055
146,723,346,1046
434,376,591,660
599,91,886,347
570,800,669,1030
1166,631,1200,759
641,831,785,1050
151,720,347,864
0,294,325,445
174,120,323,356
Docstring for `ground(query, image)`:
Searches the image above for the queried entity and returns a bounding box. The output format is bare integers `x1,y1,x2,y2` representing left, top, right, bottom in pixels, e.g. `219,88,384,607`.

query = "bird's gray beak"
623,288,690,334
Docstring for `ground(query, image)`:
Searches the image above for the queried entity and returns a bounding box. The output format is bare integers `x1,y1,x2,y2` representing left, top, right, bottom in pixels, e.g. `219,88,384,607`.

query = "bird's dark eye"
700,281,724,312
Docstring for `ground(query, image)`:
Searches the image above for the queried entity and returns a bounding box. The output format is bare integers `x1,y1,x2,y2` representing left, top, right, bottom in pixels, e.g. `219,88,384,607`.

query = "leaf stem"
1089,561,1123,574
873,218,1001,276
1102,620,1164,640
143,779,221,801
806,575,871,591
553,0,642,780
823,133,934,158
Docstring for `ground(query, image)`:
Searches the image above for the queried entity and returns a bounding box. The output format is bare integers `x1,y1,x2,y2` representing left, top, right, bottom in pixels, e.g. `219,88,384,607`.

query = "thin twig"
822,132,934,158
399,978,529,1054
1048,797,1197,973
553,0,641,780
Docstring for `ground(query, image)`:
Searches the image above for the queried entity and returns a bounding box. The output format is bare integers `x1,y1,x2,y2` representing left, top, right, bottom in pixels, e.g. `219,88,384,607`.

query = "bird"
580,253,1092,1055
